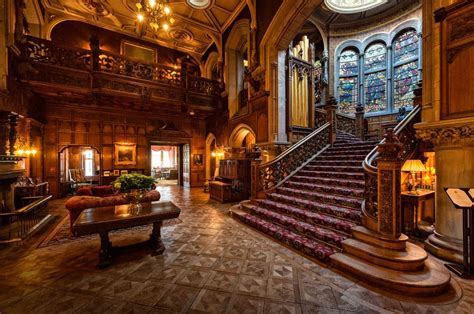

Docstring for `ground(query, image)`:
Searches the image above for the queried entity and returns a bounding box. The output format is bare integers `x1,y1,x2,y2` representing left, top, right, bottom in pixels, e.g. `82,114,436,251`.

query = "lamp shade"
401,159,426,172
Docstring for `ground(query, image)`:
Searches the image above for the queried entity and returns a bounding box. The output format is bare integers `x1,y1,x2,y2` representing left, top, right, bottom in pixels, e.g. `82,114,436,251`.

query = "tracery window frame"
334,20,422,116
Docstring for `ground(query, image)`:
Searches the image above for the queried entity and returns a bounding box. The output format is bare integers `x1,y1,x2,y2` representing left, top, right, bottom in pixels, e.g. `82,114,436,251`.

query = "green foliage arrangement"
113,173,155,193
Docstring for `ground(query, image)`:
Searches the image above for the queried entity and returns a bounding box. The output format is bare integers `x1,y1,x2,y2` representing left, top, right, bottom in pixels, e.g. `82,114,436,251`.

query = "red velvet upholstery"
65,190,161,231
91,186,114,197
76,187,93,196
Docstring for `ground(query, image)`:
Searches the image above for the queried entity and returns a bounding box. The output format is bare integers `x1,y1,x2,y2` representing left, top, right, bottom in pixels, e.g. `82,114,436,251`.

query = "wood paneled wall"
42,104,207,197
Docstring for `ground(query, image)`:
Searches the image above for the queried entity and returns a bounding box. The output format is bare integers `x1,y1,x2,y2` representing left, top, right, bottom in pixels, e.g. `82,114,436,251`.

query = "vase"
122,188,147,214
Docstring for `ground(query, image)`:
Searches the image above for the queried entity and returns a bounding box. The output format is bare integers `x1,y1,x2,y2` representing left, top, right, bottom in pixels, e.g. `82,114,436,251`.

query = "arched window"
335,25,421,115
338,49,359,114
392,29,419,110
364,43,387,113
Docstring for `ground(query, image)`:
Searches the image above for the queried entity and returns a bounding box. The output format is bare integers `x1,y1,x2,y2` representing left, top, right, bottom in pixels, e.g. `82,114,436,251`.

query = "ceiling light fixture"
136,0,175,32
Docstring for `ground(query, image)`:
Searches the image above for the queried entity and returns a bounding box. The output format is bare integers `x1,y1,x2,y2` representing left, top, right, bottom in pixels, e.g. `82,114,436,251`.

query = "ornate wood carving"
19,36,222,116
439,1,474,120
363,105,421,220
255,123,330,196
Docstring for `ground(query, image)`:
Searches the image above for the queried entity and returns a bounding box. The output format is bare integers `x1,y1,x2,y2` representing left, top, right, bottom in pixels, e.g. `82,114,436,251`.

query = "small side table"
401,190,435,236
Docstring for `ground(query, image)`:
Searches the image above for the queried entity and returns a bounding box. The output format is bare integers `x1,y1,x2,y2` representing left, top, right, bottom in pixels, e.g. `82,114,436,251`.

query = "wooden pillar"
324,95,338,144
8,113,19,155
355,104,365,141
0,111,10,155
376,129,403,239
251,158,262,199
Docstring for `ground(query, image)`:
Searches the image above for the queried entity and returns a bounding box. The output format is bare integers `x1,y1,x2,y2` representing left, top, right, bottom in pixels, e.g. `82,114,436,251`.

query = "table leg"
98,231,112,268
150,221,165,255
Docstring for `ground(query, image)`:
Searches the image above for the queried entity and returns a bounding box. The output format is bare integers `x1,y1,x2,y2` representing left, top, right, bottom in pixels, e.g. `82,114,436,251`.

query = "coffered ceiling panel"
39,0,246,58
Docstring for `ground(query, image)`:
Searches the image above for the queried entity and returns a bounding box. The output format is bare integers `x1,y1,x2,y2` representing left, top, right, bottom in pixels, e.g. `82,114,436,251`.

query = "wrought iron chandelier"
136,0,174,32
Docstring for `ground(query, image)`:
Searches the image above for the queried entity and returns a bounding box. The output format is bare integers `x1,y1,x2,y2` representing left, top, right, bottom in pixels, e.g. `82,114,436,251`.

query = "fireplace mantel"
0,155,26,211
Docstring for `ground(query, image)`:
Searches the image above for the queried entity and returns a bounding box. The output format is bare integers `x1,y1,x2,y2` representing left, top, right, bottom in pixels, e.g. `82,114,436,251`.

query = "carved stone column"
377,129,403,239
324,96,338,145
0,111,11,155
416,119,474,264
355,104,365,141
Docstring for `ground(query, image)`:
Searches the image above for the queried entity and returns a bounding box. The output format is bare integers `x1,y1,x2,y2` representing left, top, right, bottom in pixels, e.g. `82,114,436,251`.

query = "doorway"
150,145,180,186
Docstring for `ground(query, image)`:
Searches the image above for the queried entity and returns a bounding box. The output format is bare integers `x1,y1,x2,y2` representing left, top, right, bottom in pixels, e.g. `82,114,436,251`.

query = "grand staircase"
232,132,377,262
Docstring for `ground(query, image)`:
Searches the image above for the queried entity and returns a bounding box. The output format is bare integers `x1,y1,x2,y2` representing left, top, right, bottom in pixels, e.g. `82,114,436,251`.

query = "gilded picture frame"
114,143,137,166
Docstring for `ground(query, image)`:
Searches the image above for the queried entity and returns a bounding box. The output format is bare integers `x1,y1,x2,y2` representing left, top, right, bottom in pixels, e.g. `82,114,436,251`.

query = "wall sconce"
15,148,37,156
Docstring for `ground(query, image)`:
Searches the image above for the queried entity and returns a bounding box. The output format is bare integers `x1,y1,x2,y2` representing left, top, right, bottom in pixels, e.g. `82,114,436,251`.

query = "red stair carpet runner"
235,132,378,262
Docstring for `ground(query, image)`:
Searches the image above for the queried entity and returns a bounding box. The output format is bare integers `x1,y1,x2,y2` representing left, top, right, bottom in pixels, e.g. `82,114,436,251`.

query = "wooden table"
73,201,181,268
401,190,435,236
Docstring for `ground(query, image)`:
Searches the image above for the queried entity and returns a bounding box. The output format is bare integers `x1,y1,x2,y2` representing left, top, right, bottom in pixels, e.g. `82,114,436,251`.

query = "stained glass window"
364,43,386,72
338,77,358,114
393,62,418,110
365,71,387,113
339,49,359,76
394,30,419,64
335,27,420,115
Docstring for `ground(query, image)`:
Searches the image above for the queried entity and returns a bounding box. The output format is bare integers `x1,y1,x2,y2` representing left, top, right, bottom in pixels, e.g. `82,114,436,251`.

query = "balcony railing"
23,36,222,98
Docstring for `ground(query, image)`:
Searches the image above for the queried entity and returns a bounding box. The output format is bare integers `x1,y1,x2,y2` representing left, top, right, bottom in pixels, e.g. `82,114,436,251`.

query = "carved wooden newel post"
250,145,262,199
355,104,365,141
324,96,337,145
377,129,403,238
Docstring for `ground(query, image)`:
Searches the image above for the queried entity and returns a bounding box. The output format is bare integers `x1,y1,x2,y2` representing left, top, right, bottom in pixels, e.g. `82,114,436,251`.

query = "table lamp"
401,159,426,192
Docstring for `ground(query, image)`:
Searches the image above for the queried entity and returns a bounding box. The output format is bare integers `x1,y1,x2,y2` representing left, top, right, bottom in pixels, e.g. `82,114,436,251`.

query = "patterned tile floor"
1,186,473,313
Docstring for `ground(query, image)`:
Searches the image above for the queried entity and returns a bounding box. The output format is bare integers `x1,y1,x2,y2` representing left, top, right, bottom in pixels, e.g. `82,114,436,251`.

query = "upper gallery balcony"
14,36,223,117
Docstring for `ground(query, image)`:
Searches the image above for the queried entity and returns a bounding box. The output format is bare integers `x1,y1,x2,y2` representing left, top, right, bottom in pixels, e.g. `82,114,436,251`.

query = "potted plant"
113,173,156,212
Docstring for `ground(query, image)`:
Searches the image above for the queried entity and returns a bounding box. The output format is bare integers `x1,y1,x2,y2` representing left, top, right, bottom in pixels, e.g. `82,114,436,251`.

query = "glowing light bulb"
31,149,37,156
148,0,156,8
211,152,216,157
164,6,171,14
137,13,144,22
162,23,169,31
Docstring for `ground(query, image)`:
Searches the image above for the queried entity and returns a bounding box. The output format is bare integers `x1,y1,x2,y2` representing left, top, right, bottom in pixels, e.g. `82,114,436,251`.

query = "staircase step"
297,170,364,180
317,154,368,161
351,226,408,250
248,206,348,248
330,254,451,296
257,198,358,233
291,176,365,189
234,212,338,262
276,187,363,209
304,165,364,173
342,238,428,271
284,181,364,198
332,142,376,149
264,195,362,223
309,160,362,167
325,147,374,154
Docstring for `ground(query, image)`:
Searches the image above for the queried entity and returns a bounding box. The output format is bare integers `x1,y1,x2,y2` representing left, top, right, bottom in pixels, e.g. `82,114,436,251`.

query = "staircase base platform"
330,253,451,296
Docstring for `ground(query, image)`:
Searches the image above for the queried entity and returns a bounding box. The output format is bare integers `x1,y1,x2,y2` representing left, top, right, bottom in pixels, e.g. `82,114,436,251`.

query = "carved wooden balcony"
15,36,223,117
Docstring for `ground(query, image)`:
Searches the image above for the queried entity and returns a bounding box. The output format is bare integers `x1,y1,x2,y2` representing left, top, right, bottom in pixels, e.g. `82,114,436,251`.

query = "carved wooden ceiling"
39,0,246,58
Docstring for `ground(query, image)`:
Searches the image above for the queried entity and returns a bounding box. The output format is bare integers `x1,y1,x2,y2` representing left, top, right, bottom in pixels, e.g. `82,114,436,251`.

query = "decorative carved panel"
439,1,474,120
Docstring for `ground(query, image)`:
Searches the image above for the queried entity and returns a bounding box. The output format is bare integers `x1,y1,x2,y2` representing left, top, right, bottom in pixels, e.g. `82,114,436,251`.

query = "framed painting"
114,143,136,166
121,41,156,63
193,154,203,166
113,169,120,176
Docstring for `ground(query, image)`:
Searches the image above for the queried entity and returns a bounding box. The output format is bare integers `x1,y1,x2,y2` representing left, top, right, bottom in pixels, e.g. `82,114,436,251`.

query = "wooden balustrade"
362,105,422,229
23,36,222,98
253,123,331,198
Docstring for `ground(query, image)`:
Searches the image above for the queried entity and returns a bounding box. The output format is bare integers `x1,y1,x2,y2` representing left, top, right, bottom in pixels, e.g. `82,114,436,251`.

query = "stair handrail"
362,105,422,220
254,122,331,198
